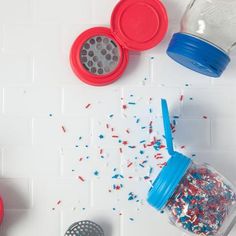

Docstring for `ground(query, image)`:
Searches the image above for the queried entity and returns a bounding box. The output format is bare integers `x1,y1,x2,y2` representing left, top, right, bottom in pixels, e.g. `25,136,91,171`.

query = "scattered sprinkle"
62,126,66,133
85,103,91,109
78,176,85,182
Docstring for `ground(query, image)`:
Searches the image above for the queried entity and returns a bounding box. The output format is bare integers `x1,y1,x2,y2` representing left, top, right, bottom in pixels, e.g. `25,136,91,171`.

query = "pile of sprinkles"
57,91,200,222
167,164,236,235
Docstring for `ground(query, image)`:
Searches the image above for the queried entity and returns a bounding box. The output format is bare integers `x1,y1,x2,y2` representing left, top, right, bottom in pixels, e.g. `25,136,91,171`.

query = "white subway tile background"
0,0,235,235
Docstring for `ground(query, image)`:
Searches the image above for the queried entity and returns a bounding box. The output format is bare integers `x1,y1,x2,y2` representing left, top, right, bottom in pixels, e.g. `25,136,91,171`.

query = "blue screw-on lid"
167,33,230,78
147,99,192,211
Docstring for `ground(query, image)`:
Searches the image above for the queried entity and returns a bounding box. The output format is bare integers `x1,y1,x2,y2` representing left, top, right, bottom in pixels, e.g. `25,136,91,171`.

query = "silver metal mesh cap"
65,220,104,236
80,36,120,76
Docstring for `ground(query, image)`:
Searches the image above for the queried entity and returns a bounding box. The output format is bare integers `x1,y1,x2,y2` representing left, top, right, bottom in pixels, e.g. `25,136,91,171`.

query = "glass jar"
167,0,236,78
147,100,236,236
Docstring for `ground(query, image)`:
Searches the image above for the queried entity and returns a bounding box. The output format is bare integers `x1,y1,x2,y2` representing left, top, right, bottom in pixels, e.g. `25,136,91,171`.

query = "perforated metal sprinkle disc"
65,221,104,236
80,36,120,76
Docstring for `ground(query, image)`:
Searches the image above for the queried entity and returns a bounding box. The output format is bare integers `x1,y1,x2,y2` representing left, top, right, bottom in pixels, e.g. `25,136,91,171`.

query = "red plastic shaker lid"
111,0,168,51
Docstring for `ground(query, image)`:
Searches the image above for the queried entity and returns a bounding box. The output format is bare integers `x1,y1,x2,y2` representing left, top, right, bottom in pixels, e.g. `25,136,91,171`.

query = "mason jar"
167,0,236,78
147,99,236,236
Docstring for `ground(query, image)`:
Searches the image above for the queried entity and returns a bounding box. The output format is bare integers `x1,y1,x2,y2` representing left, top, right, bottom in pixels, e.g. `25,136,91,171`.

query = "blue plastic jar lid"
147,152,192,210
167,33,230,78
147,99,192,210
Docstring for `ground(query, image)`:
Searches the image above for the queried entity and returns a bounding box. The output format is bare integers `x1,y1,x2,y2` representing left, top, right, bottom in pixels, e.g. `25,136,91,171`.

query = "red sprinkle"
157,162,167,168
112,135,119,138
78,176,85,182
62,126,66,133
122,104,127,110
126,129,130,134
85,103,91,109
203,116,208,119
99,149,103,154
180,95,184,101
57,200,61,205
127,162,133,168
122,141,128,145
119,148,123,153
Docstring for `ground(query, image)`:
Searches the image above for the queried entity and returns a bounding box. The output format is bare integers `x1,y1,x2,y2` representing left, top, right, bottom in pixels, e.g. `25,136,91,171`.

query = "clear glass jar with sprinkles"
167,0,236,78
147,99,236,236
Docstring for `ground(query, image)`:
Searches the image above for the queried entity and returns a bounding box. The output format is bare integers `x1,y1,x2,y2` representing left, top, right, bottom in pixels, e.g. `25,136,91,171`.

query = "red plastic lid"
111,0,168,51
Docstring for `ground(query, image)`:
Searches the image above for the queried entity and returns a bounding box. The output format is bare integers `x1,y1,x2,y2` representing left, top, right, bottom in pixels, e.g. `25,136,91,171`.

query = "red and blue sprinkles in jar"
147,99,236,236
167,164,236,235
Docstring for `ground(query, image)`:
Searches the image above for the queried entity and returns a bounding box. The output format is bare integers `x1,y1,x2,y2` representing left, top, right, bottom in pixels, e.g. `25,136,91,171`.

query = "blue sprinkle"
140,150,144,155
149,167,153,175
112,174,124,179
94,171,99,176
128,192,137,201
99,134,104,139
153,141,162,151
128,102,136,105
